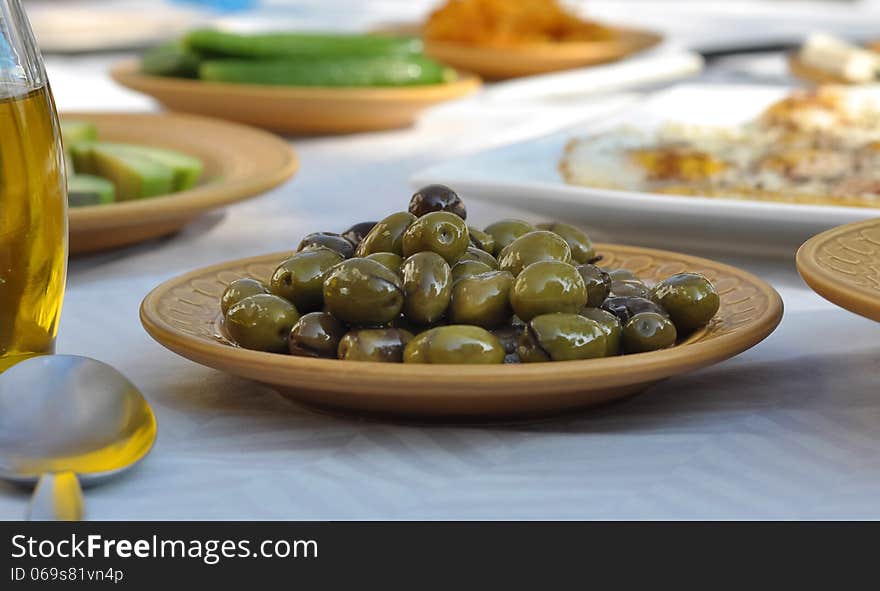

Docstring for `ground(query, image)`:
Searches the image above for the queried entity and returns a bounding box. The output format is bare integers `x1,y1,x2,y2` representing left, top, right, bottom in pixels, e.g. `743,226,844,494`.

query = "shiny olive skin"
342,221,377,247
401,211,470,264
404,325,505,364
448,270,514,329
408,184,466,220
536,222,596,264
497,231,572,276
483,219,536,253
517,313,608,362
270,247,345,313
576,264,611,308
609,279,650,298
297,232,354,259
220,278,269,315
401,251,452,325
510,260,587,322
322,258,404,325
600,296,669,325
458,246,498,269
337,328,414,362
288,312,346,358
365,252,403,275
468,226,496,255
580,307,622,356
225,294,300,353
451,260,494,284
651,273,720,334
622,312,677,353
355,211,416,257
607,268,638,281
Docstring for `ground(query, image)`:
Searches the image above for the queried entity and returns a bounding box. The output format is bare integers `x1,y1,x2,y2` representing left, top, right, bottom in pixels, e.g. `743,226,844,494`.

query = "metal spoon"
0,355,157,520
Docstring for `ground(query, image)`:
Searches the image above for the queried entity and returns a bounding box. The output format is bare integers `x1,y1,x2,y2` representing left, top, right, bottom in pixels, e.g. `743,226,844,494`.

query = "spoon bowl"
0,356,156,502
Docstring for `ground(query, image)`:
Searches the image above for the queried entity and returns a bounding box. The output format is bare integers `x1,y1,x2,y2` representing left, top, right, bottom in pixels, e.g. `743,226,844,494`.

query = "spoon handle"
27,472,85,521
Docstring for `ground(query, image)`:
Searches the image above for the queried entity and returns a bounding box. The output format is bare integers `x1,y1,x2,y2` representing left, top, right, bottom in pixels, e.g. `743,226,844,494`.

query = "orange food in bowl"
423,0,615,47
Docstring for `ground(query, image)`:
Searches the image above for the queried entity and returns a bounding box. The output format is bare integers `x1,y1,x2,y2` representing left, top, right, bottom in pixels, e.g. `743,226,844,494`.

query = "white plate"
410,83,880,257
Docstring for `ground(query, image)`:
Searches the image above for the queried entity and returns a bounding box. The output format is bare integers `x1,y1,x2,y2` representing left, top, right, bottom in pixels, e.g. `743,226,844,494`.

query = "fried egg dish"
560,87,880,208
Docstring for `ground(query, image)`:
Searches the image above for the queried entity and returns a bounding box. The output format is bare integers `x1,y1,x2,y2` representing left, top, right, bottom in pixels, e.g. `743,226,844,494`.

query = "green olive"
448,270,514,329
322,258,404,325
576,264,611,307
517,313,608,362
225,294,300,353
600,296,669,325
622,312,677,353
510,260,587,322
297,232,354,259
270,247,344,313
355,211,417,257
497,230,572,276
404,325,505,364
650,273,720,334
536,222,596,264
220,278,269,315
580,307,622,355
401,251,452,325
483,219,536,252
468,226,496,255
337,328,414,362
401,211,469,263
365,252,403,275
609,279,650,298
451,260,494,284
457,246,498,269
288,312,346,358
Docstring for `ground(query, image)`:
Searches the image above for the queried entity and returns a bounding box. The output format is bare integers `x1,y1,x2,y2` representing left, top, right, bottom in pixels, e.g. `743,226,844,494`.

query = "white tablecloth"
1,4,879,520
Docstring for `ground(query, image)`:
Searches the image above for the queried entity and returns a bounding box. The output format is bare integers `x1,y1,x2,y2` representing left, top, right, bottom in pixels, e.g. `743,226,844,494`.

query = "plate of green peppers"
112,29,482,135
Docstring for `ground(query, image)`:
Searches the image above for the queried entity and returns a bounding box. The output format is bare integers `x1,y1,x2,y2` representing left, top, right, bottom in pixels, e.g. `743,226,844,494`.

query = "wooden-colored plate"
796,218,880,321
110,60,481,135
65,112,297,255
140,244,783,420
423,26,662,80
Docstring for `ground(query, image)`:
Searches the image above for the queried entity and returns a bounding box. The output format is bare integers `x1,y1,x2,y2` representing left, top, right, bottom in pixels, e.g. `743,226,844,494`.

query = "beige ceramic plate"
423,27,662,80
65,112,297,255
110,60,481,135
797,218,880,321
140,244,783,420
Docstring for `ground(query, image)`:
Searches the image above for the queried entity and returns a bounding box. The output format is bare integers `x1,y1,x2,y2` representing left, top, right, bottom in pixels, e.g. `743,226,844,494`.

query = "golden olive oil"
0,85,67,372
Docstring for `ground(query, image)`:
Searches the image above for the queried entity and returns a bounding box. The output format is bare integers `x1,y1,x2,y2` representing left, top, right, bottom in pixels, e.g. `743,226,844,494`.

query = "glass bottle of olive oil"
0,1,67,372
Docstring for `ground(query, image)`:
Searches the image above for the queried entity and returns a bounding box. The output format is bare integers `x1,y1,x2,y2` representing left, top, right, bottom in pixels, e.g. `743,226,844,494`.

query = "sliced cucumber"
68,174,115,207
73,144,175,201
94,142,203,191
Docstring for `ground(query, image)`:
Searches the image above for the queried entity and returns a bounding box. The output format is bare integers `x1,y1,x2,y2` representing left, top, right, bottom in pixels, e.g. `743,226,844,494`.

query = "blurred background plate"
797,218,880,322
29,1,206,53
423,26,661,80
140,245,782,420
66,111,297,254
411,83,880,257
110,60,481,134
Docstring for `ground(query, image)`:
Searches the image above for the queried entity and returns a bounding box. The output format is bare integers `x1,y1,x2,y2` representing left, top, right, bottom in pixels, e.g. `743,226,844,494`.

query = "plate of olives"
141,185,783,419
